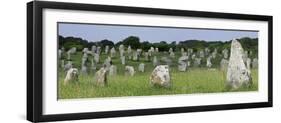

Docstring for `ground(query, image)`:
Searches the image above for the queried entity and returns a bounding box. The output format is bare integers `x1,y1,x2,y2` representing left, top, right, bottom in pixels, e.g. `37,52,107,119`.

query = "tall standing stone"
199,50,205,58
91,45,96,53
246,58,251,70
144,52,149,61
153,56,158,66
252,58,258,68
170,51,175,58
110,47,116,58
226,39,252,89
90,58,96,73
58,49,62,59
206,56,212,68
133,51,139,61
121,56,126,65
104,45,109,54
127,45,132,60
222,49,229,59
60,60,65,68
205,48,210,56
94,53,99,63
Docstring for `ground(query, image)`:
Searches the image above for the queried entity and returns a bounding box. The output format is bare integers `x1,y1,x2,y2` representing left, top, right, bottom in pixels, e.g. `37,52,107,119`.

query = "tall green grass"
58,66,258,99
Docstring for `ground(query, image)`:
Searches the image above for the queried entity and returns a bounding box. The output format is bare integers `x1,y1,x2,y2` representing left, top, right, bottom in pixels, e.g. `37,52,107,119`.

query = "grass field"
58,51,258,99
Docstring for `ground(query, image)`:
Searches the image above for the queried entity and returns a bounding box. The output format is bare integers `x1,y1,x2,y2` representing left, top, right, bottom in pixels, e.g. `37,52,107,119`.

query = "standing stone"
181,48,185,56
58,49,62,59
91,45,97,54
182,52,187,57
121,56,126,65
246,58,251,70
205,48,210,56
82,53,88,59
94,53,99,63
133,51,139,61
187,61,191,67
125,66,135,76
60,60,64,68
148,49,152,57
95,67,108,86
191,54,196,60
96,46,101,55
81,57,87,66
109,65,117,76
169,48,173,53
150,47,155,53
155,48,159,53
68,47,76,54
211,48,217,58
104,57,112,70
252,58,258,68
110,47,116,58
90,58,96,73
206,56,212,68
170,51,175,58
199,50,205,58
138,63,145,72
144,52,150,61
220,58,229,71
150,65,171,88
66,51,71,60
153,56,158,66
161,57,173,66
82,48,89,54
178,56,188,71
127,45,132,60
194,58,201,67
120,49,125,57
222,49,229,59
188,49,193,56
81,64,88,75
104,45,109,54
64,61,72,72
119,44,124,53
249,51,253,57
136,49,142,57
226,39,252,89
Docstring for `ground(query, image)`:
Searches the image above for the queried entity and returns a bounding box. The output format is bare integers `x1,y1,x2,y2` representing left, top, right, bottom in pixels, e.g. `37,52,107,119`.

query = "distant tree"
100,39,114,47
140,41,152,51
122,36,141,49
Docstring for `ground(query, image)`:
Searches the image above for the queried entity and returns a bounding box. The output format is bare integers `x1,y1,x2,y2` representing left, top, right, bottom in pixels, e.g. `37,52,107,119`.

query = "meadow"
58,51,258,99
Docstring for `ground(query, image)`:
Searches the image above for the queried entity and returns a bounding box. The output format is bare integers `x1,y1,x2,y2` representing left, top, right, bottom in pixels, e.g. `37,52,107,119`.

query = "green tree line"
59,35,258,57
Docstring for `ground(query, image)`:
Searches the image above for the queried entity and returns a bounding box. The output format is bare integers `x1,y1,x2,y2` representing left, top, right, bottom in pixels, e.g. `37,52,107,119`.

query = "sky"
58,23,258,43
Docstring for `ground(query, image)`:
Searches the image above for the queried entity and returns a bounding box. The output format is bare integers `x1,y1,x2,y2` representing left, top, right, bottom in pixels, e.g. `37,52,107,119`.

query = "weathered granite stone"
150,65,171,88
226,39,252,89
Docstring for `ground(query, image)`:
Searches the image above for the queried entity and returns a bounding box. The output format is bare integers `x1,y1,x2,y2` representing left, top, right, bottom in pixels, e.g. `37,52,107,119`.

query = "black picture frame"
27,1,273,122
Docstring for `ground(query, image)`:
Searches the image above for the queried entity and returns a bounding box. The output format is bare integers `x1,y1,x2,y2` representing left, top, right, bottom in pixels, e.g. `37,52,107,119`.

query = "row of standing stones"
61,39,257,90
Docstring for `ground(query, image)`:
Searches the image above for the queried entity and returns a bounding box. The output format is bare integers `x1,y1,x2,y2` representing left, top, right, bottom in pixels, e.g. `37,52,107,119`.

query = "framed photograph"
27,1,273,122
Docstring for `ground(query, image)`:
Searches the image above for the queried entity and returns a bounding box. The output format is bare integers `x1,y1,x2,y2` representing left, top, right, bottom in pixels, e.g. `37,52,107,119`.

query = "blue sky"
58,23,258,43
